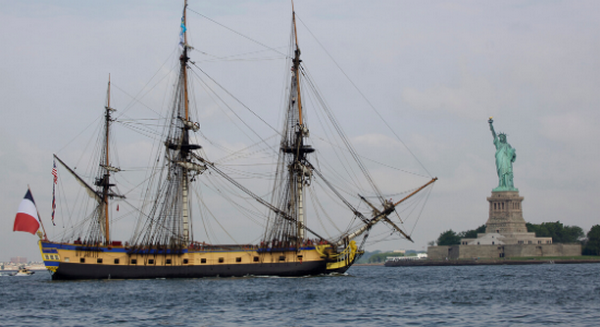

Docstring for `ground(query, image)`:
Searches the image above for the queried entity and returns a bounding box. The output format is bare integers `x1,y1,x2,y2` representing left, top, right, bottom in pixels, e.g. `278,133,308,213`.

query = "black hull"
51,260,328,280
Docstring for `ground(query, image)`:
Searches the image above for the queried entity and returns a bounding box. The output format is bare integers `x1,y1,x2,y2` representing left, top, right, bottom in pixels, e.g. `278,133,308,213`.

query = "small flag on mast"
14,189,41,235
52,160,58,184
179,16,186,50
51,160,57,226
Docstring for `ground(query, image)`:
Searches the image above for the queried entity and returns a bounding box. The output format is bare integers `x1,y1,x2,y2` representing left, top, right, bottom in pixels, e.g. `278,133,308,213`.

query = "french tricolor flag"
14,189,41,235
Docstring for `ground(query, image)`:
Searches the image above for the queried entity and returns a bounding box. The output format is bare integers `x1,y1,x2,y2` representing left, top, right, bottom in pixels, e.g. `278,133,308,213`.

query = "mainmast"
182,1,190,121
131,0,205,250
181,0,191,245
174,0,203,246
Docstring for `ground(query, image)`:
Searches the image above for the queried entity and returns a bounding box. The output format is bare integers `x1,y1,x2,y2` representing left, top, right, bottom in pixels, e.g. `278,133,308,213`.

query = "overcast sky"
1,0,599,262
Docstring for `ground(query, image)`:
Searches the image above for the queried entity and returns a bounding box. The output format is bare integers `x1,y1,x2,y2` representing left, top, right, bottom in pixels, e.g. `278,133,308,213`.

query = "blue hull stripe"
41,242,189,254
41,242,316,254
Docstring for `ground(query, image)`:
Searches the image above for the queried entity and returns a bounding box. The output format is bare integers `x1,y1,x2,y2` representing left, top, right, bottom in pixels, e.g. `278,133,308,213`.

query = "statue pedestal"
485,191,527,234
457,190,552,247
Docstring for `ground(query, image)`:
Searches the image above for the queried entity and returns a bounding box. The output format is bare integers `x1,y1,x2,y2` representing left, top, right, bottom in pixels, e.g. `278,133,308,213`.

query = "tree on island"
355,250,381,264
583,225,600,255
435,225,487,246
436,230,461,246
458,225,487,239
526,221,584,243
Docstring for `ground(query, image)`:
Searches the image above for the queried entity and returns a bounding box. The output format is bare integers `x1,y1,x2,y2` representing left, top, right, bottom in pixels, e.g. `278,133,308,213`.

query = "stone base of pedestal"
485,191,528,233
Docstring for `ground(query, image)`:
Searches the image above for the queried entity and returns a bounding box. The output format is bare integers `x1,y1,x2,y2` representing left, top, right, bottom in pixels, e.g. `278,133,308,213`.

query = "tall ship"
35,1,436,280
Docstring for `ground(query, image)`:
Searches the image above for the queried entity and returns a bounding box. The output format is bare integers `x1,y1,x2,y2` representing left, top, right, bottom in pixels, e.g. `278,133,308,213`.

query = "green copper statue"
488,117,517,192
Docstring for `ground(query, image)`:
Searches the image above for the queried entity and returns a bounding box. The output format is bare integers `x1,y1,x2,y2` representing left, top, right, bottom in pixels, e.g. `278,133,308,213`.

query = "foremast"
260,3,439,259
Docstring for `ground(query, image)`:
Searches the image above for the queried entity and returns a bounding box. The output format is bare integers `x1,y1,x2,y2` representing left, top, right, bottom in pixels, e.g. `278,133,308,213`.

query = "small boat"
31,1,436,280
14,267,35,276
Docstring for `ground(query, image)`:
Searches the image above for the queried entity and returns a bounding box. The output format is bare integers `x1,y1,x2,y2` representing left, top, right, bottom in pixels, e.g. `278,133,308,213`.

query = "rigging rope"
296,15,433,178
187,8,288,58
201,158,330,242
190,63,282,137
300,65,385,203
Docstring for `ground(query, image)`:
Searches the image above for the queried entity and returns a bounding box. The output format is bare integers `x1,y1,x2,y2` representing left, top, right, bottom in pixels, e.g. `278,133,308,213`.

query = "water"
1,264,599,326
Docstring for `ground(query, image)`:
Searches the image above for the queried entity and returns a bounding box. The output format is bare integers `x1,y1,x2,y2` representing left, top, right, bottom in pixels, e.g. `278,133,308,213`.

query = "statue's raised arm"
489,117,497,141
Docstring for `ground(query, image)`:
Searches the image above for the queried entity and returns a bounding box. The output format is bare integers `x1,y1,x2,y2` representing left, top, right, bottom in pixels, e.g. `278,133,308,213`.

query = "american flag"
51,160,57,226
52,161,58,184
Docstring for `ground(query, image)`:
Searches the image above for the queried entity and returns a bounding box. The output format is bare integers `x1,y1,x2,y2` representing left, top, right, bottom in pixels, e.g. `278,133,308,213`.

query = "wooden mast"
339,177,438,245
181,0,191,244
98,74,123,244
183,0,190,121
291,0,307,241
291,1,303,126
104,75,111,244
393,177,437,207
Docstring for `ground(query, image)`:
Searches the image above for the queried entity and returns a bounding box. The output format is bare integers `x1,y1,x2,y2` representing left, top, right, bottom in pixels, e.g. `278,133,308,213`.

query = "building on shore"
386,253,427,262
10,257,27,264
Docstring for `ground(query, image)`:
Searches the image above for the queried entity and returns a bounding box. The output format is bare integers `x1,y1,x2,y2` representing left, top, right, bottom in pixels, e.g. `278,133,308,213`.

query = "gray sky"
1,0,599,262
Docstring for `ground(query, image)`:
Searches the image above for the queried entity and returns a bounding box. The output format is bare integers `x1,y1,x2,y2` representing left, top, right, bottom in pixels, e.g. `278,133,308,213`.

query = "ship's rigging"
48,1,436,255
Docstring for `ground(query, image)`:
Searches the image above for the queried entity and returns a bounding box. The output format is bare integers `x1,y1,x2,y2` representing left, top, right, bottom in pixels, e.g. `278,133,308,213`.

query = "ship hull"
39,241,356,280
50,260,327,280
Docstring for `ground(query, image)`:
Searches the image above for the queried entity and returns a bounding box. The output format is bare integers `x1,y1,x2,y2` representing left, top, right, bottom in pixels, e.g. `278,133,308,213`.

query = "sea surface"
1,264,599,326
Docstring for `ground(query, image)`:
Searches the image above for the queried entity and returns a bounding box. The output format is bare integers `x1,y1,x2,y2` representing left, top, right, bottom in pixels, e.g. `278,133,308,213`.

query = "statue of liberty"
488,118,517,192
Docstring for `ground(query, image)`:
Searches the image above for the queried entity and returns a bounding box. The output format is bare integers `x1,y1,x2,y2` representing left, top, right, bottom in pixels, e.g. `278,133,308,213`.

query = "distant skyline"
1,0,599,261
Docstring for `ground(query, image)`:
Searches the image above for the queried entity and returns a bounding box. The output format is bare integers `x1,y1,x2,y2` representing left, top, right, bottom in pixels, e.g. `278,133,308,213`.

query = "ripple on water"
1,264,600,326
